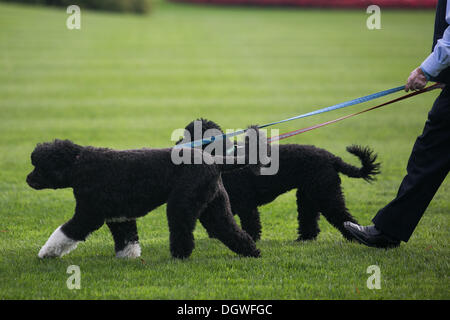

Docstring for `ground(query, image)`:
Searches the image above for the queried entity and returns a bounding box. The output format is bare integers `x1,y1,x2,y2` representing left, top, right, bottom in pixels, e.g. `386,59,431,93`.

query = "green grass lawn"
0,1,448,299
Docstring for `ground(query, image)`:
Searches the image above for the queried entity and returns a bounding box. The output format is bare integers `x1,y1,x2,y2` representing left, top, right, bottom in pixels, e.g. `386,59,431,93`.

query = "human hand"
405,67,428,92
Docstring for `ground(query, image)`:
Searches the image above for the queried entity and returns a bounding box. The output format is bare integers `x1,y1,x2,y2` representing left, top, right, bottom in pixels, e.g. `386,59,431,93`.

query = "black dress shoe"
343,222,401,249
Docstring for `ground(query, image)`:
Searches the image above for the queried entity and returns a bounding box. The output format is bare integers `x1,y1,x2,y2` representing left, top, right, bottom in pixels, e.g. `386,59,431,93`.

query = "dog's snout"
26,171,42,189
26,173,35,186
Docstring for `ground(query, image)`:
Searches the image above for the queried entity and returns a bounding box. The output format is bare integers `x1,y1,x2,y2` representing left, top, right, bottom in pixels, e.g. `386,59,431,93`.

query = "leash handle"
268,83,443,143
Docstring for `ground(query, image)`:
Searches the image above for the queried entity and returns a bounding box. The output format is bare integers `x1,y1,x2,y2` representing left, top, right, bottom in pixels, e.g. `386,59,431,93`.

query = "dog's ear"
198,118,223,133
235,125,271,175
52,139,82,165
28,139,82,189
184,118,224,136
32,140,79,166
179,119,223,145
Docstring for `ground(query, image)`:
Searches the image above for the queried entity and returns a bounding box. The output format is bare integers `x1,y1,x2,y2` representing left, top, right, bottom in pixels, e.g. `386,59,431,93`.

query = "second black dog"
180,119,381,242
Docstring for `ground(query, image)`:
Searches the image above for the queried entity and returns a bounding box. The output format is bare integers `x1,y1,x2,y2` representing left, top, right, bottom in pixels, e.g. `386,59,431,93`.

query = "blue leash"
257,85,405,128
174,85,405,149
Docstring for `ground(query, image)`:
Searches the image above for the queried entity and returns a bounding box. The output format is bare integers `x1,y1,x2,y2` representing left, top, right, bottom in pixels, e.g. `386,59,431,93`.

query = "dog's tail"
333,145,381,182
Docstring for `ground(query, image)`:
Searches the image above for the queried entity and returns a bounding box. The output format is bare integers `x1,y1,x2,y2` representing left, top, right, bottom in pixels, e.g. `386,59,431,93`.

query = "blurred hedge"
0,0,151,14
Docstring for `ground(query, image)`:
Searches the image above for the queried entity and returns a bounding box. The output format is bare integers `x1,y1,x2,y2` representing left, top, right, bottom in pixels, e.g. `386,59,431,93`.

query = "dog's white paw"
116,242,141,259
38,226,78,258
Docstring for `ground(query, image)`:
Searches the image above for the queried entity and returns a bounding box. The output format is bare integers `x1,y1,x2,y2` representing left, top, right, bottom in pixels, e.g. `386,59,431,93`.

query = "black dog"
179,119,381,242
27,131,265,259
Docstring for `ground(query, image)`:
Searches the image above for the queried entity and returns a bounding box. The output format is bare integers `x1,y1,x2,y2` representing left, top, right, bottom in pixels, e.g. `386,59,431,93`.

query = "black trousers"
373,86,450,242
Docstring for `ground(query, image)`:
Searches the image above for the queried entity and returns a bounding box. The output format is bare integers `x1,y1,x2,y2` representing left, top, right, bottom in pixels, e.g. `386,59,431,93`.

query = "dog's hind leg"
106,219,140,258
237,207,262,242
296,189,321,241
199,191,260,258
316,186,358,241
202,206,261,242
166,192,203,259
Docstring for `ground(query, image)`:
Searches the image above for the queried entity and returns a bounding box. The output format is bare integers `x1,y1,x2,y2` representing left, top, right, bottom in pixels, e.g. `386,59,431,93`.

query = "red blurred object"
170,0,437,8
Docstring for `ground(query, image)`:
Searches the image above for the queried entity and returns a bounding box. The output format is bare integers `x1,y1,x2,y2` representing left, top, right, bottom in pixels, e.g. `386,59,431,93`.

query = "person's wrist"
419,66,431,81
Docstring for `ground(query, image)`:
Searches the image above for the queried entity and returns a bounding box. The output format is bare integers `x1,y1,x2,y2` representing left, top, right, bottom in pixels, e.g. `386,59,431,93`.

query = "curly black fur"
27,135,264,259
180,119,381,242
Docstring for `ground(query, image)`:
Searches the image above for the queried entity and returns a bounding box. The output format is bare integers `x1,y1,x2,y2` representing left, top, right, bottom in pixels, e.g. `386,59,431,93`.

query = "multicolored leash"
258,85,406,129
174,85,407,149
268,83,443,143
175,83,442,149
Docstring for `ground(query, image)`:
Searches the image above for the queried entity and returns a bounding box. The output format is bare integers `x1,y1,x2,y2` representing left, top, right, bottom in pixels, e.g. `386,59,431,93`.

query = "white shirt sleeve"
421,1,450,77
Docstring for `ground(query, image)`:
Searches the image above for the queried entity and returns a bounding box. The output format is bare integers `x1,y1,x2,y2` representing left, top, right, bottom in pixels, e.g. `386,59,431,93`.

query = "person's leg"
372,87,450,242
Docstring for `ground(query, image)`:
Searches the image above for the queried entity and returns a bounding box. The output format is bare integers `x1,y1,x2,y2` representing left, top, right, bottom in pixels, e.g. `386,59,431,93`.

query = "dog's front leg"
39,205,104,258
38,225,79,258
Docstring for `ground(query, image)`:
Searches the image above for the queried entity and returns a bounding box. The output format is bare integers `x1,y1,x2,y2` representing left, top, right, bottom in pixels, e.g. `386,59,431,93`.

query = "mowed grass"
0,1,448,299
